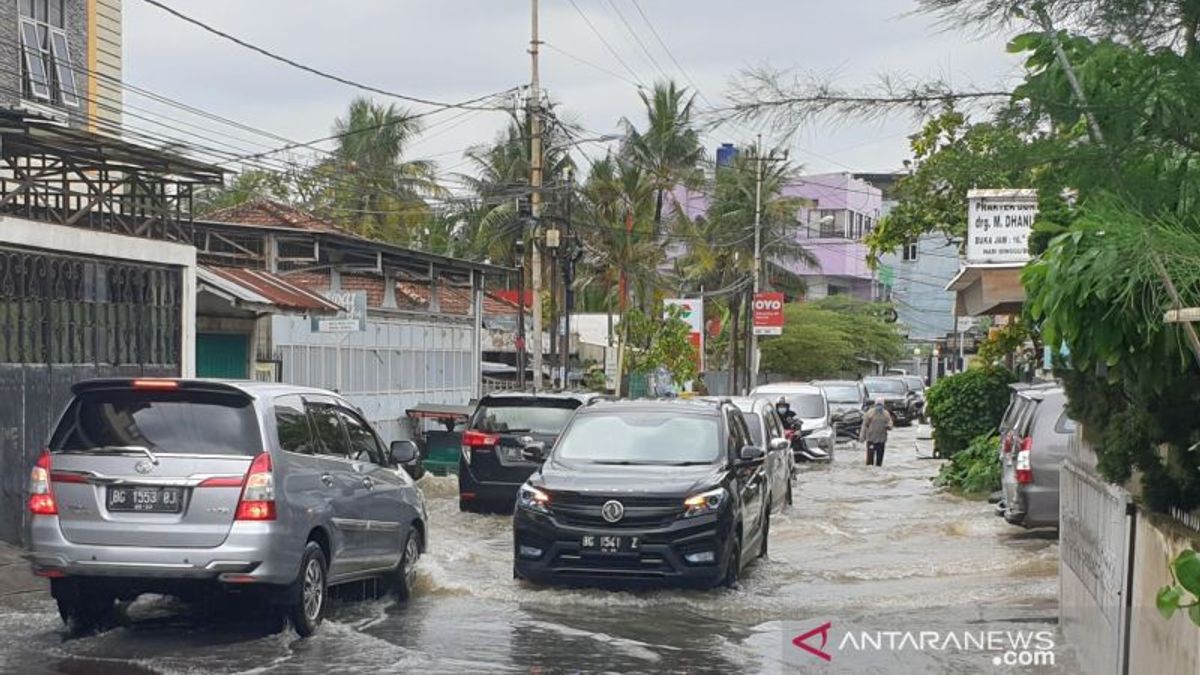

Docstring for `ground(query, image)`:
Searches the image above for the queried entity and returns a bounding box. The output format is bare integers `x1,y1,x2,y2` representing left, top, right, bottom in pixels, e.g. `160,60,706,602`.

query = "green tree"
623,306,699,387
925,366,1016,457
759,300,905,380
312,97,441,242
621,81,704,233
195,169,291,215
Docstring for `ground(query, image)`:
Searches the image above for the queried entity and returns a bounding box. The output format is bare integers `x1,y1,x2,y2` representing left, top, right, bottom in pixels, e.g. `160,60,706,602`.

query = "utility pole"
750,134,764,392
529,0,544,391
561,166,575,388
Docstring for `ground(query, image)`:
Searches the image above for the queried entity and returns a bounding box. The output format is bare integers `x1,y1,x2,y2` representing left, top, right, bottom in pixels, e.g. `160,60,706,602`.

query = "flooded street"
0,426,1076,673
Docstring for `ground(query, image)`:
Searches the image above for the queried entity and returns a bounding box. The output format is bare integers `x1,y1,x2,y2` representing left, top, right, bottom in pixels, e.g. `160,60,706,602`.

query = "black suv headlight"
683,487,727,518
517,485,551,514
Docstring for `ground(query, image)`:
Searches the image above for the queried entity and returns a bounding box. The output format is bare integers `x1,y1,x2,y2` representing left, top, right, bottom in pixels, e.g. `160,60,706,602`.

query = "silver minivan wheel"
394,529,422,601
288,542,327,637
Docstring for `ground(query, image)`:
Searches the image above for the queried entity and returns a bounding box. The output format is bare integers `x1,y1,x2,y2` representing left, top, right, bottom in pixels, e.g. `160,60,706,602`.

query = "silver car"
707,397,794,511
1000,387,1075,528
749,383,835,459
26,378,427,636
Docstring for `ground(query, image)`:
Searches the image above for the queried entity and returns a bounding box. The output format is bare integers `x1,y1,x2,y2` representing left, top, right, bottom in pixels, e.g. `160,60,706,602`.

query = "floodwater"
0,426,1078,673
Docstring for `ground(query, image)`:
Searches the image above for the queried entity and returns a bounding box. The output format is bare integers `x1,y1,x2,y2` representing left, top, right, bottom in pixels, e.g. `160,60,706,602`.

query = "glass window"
472,398,579,435
864,378,906,395
20,20,51,101
741,412,765,446
49,30,78,107
49,0,63,28
51,390,262,457
821,385,861,403
555,413,720,464
337,408,384,465
308,404,350,458
275,395,317,455
784,393,826,418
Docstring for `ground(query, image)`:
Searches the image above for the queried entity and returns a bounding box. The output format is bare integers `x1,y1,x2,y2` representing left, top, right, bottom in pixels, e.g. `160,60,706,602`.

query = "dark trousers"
866,442,885,466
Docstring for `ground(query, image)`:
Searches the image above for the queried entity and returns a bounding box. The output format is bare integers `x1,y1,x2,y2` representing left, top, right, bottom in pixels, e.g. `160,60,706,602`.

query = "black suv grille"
549,493,683,528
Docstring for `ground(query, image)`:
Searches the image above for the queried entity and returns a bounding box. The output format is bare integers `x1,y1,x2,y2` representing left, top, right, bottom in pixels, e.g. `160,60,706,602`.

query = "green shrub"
936,433,1002,495
925,366,1016,456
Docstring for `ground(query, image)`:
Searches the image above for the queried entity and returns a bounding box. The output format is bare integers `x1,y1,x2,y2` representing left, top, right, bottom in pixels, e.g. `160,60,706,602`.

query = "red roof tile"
201,266,343,313
204,199,344,233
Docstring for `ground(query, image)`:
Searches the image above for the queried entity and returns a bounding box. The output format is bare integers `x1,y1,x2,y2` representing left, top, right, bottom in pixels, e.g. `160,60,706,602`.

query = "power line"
543,42,645,91
140,0,518,112
565,0,646,88
604,0,669,82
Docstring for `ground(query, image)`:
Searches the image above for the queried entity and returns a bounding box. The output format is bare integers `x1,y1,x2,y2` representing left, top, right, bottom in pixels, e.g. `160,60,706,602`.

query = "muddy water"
0,427,1077,674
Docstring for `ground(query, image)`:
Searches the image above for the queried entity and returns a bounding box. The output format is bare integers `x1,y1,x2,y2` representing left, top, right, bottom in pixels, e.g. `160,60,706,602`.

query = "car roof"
580,398,725,416
813,380,861,387
70,378,341,400
751,383,823,396
479,390,602,403
701,396,770,413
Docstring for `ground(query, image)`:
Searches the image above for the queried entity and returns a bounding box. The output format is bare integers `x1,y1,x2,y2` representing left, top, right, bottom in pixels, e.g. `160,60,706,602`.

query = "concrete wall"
87,0,121,130
1127,513,1200,674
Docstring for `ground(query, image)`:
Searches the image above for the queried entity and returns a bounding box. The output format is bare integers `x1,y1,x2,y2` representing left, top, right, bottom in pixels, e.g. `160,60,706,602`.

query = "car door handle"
361,477,374,490
320,474,335,487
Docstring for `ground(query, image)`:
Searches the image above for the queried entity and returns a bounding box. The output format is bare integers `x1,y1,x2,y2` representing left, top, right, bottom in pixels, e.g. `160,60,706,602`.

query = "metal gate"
1059,429,1134,675
0,245,182,544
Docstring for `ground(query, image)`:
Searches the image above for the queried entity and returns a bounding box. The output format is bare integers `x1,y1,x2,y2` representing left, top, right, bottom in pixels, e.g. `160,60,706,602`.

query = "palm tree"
318,97,441,241
673,151,817,388
621,81,704,235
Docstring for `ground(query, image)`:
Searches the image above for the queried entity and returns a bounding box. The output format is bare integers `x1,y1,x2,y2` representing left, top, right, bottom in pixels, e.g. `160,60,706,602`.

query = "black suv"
512,399,771,588
862,376,918,427
459,392,602,513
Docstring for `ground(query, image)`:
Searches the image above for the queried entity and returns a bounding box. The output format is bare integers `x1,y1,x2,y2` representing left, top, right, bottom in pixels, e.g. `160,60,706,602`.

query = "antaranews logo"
786,621,1057,669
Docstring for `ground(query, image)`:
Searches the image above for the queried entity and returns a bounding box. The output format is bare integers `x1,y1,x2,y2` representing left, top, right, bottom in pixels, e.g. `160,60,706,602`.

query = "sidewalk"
0,542,45,598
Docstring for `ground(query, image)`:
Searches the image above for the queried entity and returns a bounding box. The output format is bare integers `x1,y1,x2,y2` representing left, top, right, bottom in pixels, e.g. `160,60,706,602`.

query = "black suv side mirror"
389,440,419,467
521,441,548,463
738,445,766,464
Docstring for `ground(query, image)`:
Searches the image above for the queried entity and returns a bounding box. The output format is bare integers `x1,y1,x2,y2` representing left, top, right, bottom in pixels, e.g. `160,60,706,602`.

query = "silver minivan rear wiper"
78,445,160,465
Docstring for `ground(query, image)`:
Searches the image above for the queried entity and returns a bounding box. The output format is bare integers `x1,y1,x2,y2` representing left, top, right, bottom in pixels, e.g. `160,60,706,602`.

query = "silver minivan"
26,378,427,636
1000,387,1075,528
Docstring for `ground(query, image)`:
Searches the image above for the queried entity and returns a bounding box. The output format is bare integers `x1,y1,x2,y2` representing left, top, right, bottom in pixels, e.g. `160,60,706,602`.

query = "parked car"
708,396,794,511
812,380,867,441
459,392,603,513
1001,387,1075,528
26,378,427,637
901,376,928,421
512,398,771,588
749,383,834,460
862,376,918,426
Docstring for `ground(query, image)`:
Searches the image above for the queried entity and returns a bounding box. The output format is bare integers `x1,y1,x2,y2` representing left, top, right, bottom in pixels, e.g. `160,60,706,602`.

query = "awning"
198,266,342,315
945,263,1026,316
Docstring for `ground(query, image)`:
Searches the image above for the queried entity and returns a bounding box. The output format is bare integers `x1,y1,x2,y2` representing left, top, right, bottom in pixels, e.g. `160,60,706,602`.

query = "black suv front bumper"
513,508,734,587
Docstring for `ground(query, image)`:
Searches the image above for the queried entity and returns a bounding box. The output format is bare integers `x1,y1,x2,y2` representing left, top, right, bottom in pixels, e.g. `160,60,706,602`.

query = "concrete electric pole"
529,0,544,391
749,136,786,389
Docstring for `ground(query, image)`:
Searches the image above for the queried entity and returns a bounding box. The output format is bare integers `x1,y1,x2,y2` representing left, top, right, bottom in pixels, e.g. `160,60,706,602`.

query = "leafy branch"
1156,548,1200,626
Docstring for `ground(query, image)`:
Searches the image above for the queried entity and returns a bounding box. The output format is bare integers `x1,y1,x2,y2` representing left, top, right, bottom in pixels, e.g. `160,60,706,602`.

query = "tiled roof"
203,199,344,233
199,266,343,314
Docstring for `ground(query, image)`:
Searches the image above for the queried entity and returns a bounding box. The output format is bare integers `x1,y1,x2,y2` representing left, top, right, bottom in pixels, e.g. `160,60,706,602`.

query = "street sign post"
752,292,785,336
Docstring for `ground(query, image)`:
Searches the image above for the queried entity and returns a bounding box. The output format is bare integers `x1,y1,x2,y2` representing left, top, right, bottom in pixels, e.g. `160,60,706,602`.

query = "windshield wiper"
665,461,713,466
74,445,159,465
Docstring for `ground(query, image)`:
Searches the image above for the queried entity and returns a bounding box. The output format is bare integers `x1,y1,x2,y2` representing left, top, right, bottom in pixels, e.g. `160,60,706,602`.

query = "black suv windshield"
556,412,720,464
473,399,579,435
864,379,906,395
52,390,261,456
821,385,860,403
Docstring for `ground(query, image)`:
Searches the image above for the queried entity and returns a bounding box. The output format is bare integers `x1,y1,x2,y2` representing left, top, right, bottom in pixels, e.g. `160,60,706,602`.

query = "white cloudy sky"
124,1,1026,179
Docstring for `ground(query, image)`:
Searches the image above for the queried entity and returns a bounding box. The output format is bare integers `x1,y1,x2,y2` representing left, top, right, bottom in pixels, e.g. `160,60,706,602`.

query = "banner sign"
664,298,705,371
753,292,785,336
966,189,1037,264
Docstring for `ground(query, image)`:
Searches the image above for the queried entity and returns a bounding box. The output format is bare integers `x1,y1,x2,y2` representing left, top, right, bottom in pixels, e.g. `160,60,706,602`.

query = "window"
308,404,350,458
741,412,765,446
337,408,385,465
19,0,77,107
556,412,721,464
52,390,262,457
902,242,919,261
275,395,318,455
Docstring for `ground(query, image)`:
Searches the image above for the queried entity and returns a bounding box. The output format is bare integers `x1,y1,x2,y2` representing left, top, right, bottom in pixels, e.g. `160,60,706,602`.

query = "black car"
862,376,917,426
902,375,928,421
512,399,771,588
813,380,868,440
459,392,602,513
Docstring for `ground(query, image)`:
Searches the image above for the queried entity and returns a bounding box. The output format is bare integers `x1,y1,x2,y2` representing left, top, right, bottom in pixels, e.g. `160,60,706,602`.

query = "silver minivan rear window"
52,390,262,456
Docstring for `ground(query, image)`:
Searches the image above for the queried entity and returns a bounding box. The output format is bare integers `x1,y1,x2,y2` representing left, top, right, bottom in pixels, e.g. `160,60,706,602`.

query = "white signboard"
311,290,367,333
604,347,619,391
966,189,1038,264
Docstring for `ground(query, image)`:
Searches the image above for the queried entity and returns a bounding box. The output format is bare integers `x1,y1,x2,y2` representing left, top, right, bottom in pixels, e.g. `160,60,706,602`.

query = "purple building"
671,172,882,300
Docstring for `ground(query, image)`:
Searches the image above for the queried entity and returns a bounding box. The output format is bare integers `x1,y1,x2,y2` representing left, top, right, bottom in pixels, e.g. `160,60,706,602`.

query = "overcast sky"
124,1,1025,180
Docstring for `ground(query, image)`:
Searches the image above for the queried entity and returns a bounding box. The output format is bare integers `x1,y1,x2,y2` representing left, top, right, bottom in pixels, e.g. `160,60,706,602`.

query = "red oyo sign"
752,292,785,336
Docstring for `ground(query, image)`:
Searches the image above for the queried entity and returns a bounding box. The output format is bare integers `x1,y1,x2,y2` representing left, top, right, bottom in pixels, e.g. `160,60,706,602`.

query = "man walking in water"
860,397,894,466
